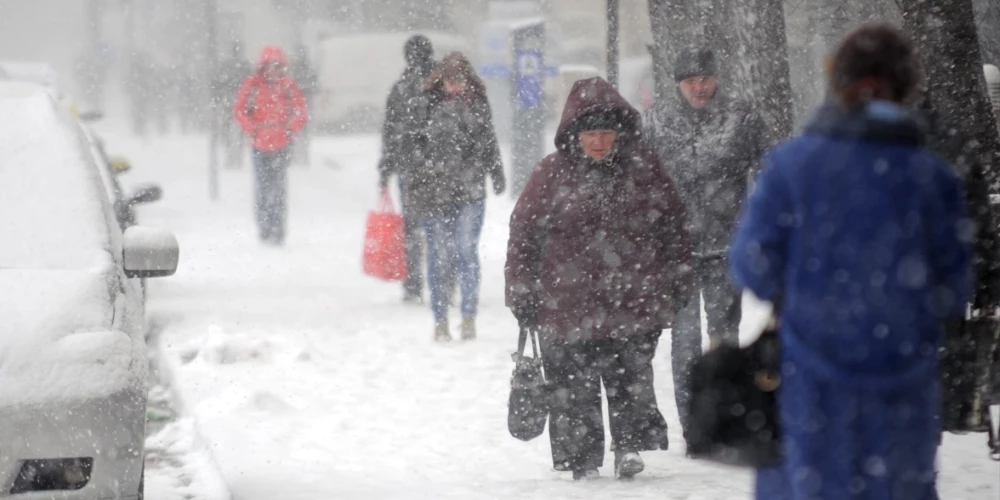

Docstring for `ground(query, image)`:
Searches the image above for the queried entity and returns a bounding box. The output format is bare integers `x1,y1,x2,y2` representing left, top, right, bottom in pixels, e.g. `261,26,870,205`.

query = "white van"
313,31,471,133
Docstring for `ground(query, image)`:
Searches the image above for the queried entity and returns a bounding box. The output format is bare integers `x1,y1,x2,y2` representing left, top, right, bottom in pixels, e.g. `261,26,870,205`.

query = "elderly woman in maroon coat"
506,77,691,480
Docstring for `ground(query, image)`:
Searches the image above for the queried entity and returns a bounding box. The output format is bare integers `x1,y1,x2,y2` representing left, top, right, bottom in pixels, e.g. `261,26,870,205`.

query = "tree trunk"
900,0,1000,304
741,0,794,139
647,0,698,102
900,0,1000,433
976,0,1000,65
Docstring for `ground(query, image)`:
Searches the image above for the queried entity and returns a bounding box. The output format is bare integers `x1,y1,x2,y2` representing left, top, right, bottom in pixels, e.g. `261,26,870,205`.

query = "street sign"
515,49,544,109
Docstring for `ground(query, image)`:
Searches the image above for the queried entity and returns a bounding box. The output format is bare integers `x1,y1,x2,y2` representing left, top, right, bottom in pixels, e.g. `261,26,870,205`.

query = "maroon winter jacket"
505,77,692,341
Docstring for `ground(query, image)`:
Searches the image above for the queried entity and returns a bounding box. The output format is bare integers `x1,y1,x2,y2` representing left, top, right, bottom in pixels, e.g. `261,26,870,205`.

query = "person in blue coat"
729,24,975,500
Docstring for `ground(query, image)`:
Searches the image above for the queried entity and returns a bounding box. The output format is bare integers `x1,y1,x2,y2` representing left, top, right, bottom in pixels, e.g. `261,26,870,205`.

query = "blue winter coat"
730,101,974,500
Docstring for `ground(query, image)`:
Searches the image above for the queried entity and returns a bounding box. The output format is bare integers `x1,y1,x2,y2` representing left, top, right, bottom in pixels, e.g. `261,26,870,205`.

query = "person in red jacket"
234,46,308,245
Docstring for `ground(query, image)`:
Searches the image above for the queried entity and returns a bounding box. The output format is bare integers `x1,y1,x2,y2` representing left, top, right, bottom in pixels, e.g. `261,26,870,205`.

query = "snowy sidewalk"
101,131,998,499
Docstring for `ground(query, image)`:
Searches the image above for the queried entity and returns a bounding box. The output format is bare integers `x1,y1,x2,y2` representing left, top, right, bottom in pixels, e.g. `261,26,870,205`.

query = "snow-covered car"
83,127,162,231
0,82,179,499
0,61,83,116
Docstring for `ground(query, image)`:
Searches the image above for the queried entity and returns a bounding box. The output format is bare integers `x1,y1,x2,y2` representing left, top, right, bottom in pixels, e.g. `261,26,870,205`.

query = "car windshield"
0,89,110,270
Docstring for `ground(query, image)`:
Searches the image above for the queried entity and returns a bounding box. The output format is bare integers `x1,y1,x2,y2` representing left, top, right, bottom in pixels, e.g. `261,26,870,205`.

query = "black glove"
379,171,390,190
513,302,538,329
492,171,506,196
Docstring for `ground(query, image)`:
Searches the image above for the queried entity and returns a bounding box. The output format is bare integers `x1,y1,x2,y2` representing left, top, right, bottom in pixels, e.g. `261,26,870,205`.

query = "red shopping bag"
362,190,408,281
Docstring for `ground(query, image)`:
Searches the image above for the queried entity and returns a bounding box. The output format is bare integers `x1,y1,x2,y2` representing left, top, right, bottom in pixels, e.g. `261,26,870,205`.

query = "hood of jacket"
256,46,289,72
805,100,927,146
555,77,641,152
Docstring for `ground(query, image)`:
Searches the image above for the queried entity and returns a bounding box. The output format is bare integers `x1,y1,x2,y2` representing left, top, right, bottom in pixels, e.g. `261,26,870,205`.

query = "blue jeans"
252,149,290,244
422,201,485,323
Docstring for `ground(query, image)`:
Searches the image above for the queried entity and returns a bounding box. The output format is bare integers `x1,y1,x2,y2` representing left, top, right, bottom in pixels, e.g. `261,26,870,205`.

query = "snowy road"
98,130,999,499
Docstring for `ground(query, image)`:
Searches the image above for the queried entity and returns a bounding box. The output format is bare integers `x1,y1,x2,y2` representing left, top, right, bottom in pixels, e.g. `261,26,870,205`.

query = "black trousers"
398,179,424,296
671,256,742,441
540,331,669,471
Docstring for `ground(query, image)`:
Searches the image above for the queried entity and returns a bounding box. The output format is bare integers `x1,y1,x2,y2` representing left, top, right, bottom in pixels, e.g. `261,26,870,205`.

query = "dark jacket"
506,77,692,341
407,88,504,216
643,92,770,257
731,101,973,500
378,64,432,184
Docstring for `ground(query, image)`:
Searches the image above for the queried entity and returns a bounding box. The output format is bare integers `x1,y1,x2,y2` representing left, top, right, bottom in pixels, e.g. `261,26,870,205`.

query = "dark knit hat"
404,35,434,68
674,46,717,82
575,109,627,132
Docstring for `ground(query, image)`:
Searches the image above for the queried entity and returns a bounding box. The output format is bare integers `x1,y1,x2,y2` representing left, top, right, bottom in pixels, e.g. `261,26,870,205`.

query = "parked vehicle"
0,81,179,500
83,128,162,231
313,31,469,132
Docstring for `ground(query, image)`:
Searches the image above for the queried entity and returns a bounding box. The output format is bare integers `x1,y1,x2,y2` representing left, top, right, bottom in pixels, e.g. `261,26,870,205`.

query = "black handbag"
686,319,783,467
507,326,549,441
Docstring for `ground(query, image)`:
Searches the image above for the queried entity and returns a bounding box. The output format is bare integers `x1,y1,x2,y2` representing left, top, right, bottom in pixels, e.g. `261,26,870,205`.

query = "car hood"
0,268,144,408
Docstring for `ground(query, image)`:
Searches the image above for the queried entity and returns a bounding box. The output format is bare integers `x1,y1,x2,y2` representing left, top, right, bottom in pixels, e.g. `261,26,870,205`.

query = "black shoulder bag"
507,326,549,441
686,310,783,467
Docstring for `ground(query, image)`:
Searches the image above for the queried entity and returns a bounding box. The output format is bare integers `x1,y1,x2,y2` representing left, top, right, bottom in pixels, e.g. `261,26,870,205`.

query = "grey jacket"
408,91,503,217
643,93,770,257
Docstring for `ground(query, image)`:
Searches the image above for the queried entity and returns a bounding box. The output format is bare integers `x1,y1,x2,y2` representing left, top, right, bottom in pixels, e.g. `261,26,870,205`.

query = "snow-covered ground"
97,129,999,499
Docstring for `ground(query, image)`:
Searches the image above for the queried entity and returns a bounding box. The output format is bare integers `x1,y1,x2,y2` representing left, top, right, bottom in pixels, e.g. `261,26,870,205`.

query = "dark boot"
614,451,644,480
572,469,599,481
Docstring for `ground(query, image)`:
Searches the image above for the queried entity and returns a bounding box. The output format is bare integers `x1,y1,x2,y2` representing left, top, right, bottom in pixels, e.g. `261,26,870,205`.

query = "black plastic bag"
508,327,549,441
686,325,782,468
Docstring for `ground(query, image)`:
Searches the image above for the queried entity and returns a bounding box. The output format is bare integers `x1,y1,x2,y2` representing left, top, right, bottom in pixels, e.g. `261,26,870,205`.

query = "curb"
148,315,235,500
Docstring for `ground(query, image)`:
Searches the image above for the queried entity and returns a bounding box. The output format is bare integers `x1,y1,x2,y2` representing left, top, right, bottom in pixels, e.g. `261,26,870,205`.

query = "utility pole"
207,0,220,201
607,0,620,88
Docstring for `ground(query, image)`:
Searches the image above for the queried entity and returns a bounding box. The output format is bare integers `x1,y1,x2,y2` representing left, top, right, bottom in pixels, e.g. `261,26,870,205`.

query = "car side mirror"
128,183,162,206
109,155,132,174
123,226,179,278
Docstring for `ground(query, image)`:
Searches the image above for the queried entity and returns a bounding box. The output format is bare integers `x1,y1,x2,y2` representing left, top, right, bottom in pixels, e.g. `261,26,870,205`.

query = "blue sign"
515,49,544,109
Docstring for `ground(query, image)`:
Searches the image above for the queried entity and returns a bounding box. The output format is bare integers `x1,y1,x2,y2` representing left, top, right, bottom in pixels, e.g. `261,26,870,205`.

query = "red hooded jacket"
505,77,692,340
234,46,309,152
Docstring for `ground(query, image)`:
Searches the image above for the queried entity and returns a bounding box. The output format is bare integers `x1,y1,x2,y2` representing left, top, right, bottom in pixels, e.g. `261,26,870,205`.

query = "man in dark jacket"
642,45,771,448
379,35,435,303
507,77,691,479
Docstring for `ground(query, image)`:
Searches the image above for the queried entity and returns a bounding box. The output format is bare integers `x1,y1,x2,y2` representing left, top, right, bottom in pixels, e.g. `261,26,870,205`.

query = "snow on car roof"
0,83,137,408
0,82,113,271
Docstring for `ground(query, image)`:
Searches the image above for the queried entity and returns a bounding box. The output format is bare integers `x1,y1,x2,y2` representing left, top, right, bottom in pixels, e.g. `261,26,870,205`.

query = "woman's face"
579,130,618,160
443,78,468,96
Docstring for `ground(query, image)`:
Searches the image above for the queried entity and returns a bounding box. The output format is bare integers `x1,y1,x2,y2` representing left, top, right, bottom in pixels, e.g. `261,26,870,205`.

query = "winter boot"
461,316,477,341
572,469,600,481
434,321,452,342
402,290,423,305
614,451,645,480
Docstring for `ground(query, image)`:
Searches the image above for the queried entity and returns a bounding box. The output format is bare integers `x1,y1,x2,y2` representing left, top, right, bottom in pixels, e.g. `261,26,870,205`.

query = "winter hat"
673,46,717,82
575,110,627,132
405,35,434,69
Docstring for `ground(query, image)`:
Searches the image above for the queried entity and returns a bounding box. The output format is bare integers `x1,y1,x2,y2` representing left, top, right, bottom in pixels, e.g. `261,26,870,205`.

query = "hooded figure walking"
506,77,691,480
642,45,771,448
731,24,973,499
234,46,309,246
379,35,436,304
